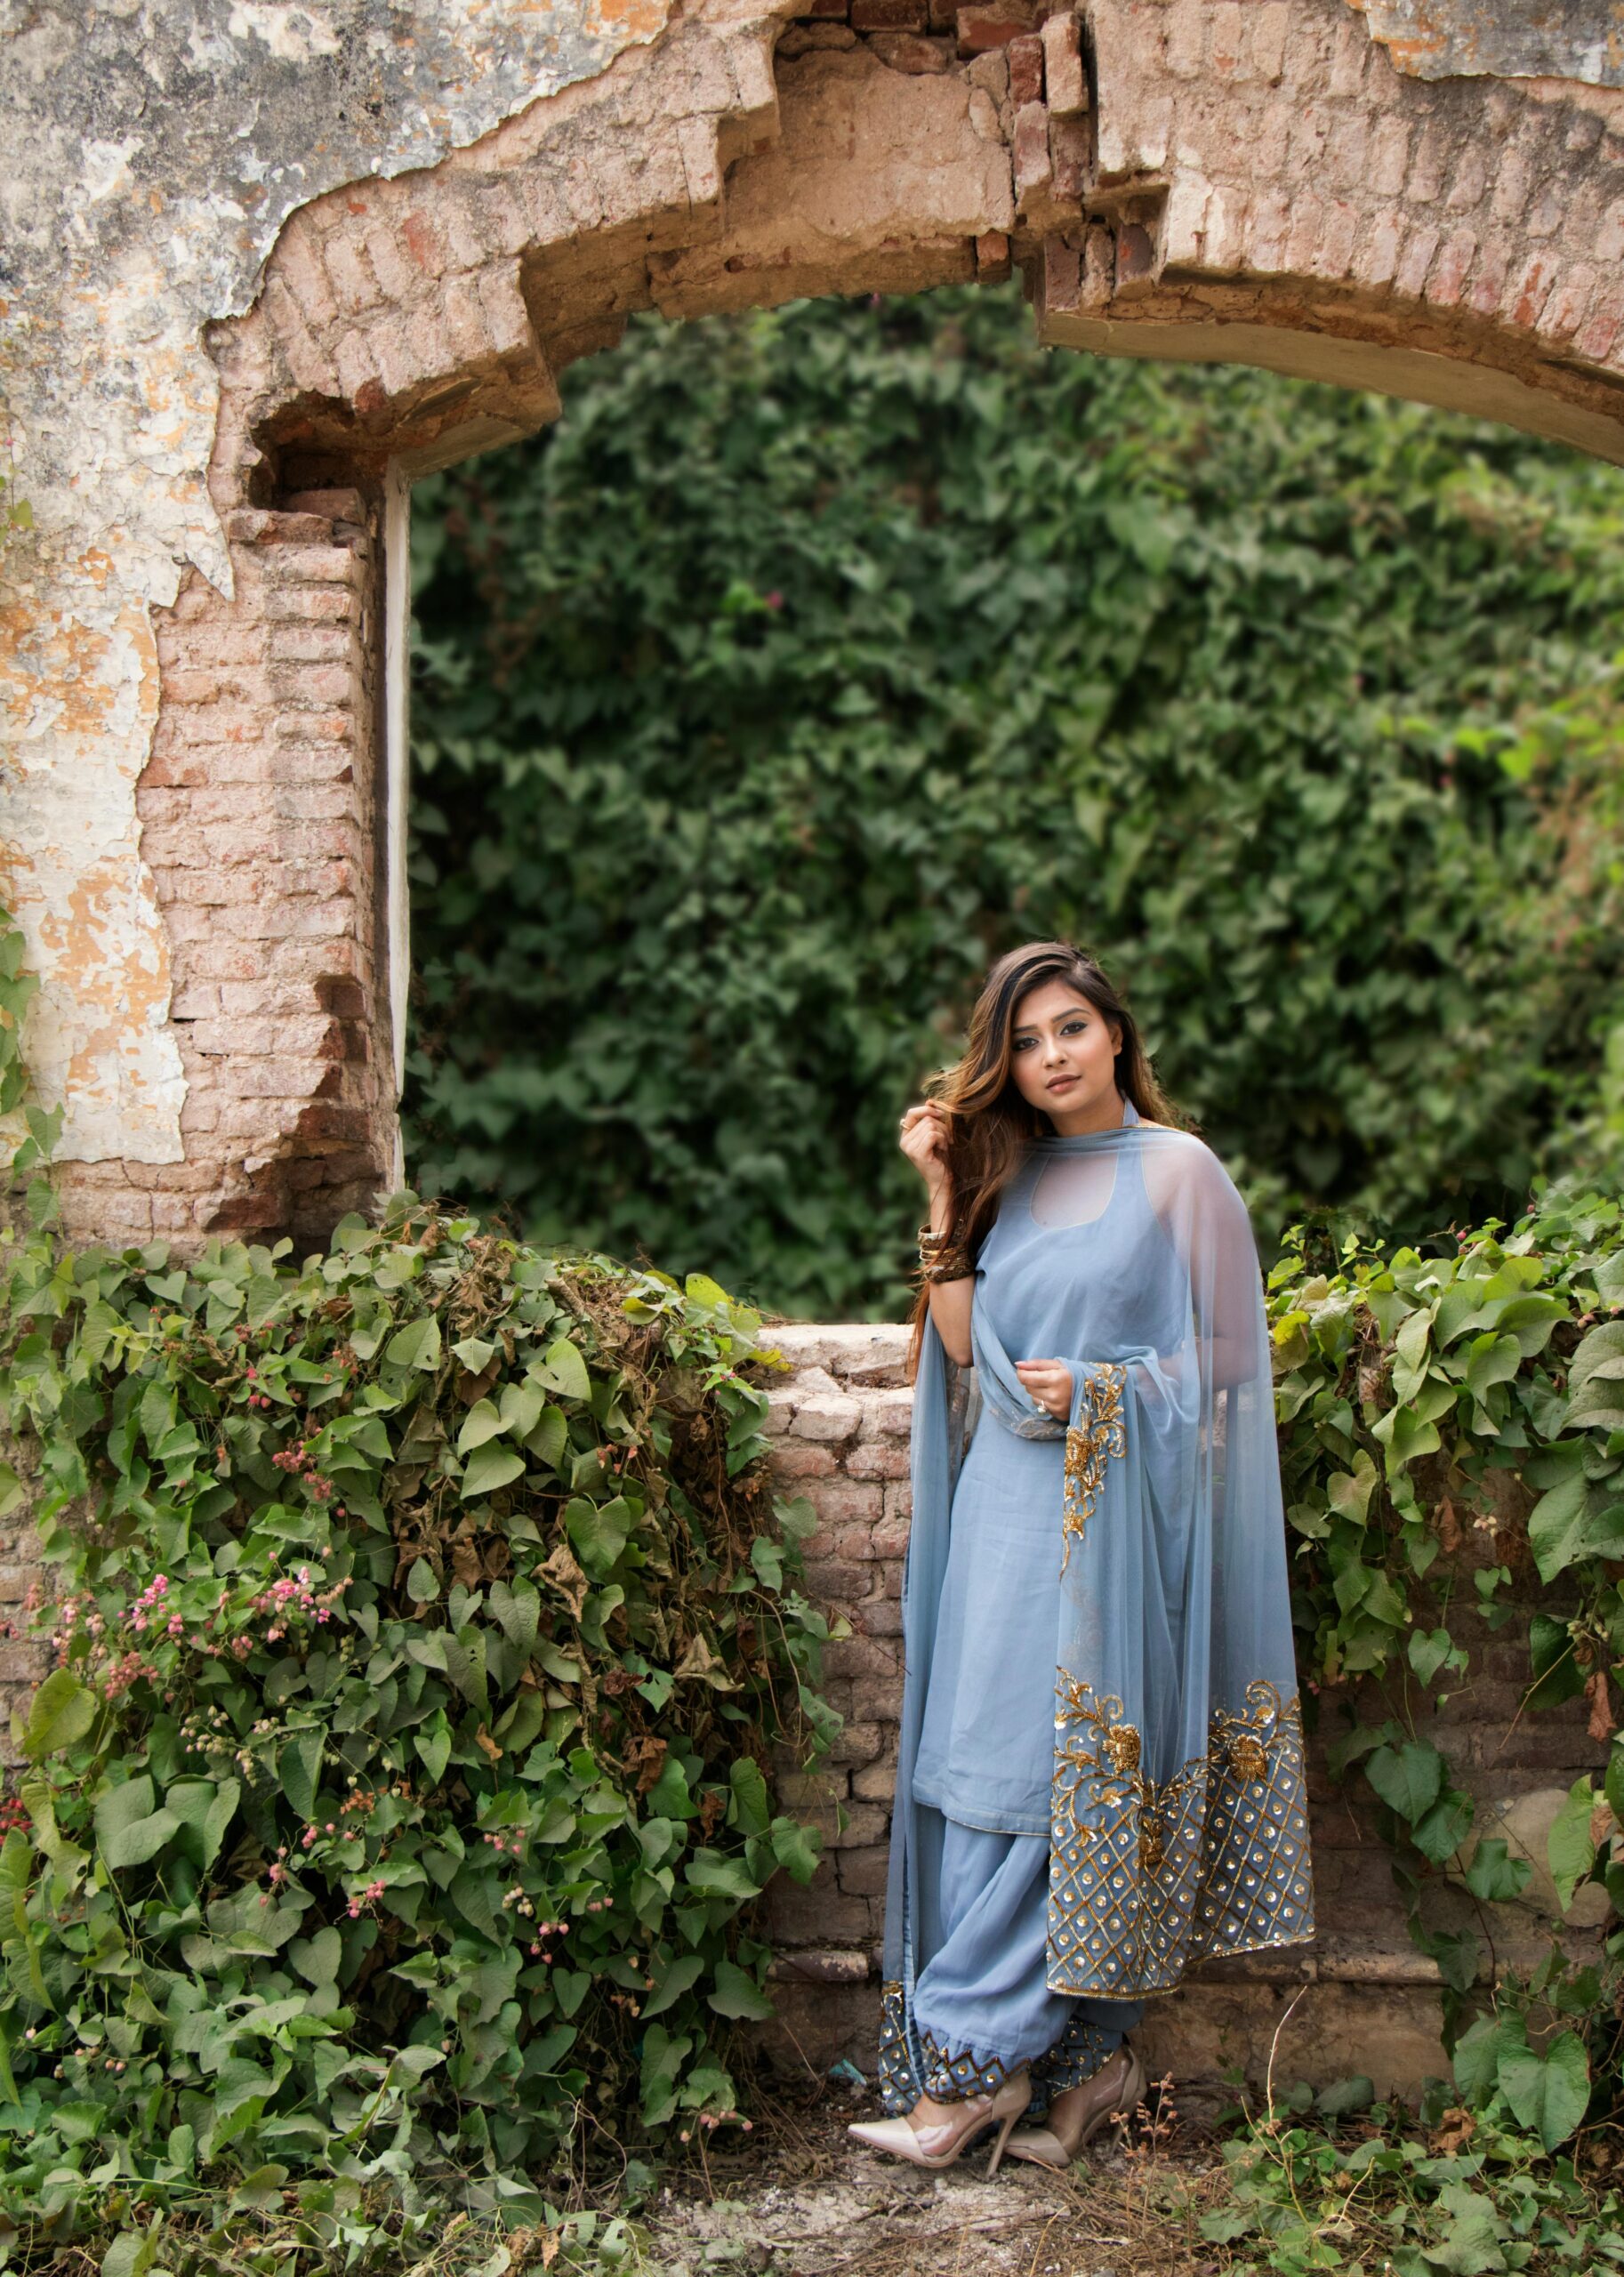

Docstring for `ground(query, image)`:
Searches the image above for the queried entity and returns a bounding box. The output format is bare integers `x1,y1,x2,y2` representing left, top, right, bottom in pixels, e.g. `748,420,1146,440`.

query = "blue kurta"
913,1136,1186,1837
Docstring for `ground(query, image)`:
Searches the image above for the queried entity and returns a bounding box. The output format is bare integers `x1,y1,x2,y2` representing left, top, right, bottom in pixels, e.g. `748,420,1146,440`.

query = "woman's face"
1008,979,1123,1130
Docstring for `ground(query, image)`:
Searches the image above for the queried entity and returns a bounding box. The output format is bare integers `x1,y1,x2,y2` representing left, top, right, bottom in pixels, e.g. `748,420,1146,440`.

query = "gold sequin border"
876,1981,1125,2113
1046,1674,1315,1998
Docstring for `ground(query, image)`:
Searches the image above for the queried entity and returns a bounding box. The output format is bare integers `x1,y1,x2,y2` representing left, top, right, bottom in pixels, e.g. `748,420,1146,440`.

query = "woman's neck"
1046,1086,1129,1138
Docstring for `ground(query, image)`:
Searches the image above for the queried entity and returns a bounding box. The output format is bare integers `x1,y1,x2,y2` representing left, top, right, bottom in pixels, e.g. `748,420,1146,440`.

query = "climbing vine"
0,903,1620,2262
1272,1173,1624,2153
407,284,1624,1319
0,1182,841,2253
0,901,60,1192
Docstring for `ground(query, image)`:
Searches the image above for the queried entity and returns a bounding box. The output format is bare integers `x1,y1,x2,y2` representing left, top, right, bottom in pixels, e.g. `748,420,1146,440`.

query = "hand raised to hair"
898,1101,953,1196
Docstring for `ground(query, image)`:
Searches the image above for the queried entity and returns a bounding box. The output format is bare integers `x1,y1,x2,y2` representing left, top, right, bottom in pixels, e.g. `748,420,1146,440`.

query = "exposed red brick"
1116,220,1156,280
1012,97,1052,205
1041,10,1087,114
1007,30,1043,101
866,29,951,68
1050,115,1091,203
956,0,1033,53
1042,233,1081,311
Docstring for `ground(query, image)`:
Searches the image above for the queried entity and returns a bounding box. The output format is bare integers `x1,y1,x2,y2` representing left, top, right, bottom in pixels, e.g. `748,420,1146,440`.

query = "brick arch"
67,0,1624,1248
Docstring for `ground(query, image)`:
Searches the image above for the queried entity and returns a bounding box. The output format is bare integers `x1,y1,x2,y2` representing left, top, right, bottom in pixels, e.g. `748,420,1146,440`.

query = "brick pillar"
125,497,393,1245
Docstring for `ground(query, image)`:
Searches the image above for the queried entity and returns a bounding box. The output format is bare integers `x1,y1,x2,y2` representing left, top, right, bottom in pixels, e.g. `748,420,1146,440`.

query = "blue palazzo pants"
898,1412,1146,2104
906,1814,1146,2104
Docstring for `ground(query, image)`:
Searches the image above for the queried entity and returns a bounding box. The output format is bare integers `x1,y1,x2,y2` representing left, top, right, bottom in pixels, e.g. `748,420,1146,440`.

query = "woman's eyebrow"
1012,1013,1087,1034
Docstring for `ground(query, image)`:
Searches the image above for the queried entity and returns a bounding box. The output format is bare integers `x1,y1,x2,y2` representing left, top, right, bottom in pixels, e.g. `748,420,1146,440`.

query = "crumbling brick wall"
11,0,1624,1248
116,499,391,1244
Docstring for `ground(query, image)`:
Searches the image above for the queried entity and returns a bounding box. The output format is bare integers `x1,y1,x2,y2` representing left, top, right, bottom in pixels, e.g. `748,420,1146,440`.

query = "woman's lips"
1048,1076,1077,1092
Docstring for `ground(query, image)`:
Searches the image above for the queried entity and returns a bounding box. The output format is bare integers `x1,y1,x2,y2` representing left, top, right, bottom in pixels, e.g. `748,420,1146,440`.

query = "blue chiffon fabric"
878,1093,1316,2112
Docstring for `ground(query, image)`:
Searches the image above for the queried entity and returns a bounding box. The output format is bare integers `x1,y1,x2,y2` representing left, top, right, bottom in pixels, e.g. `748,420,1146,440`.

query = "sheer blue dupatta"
878,1115,1315,2110
877,1301,972,2111
1032,1127,1313,1999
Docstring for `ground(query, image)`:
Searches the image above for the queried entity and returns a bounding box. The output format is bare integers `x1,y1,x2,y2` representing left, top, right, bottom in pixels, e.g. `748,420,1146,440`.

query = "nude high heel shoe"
1001,2042,1145,2169
847,2069,1033,2175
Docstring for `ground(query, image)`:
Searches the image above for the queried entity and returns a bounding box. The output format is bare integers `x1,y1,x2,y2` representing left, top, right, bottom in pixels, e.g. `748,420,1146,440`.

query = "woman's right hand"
898,1100,953,1195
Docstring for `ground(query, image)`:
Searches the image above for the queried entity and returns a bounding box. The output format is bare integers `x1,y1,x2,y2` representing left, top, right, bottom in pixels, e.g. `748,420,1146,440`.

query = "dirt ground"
632,2074,1240,2277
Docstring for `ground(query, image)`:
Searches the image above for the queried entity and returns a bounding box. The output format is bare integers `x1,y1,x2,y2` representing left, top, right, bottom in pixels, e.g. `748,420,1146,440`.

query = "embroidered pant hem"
886,1816,1145,2109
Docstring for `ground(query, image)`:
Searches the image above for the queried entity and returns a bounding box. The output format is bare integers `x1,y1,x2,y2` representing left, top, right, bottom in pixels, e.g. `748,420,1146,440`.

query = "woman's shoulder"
1137,1121,1206,1152
1139,1126,1236,1210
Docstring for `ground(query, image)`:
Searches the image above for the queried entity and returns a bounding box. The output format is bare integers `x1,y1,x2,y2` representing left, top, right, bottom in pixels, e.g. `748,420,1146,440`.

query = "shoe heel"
1079,2048,1146,2147
985,2104,1023,2179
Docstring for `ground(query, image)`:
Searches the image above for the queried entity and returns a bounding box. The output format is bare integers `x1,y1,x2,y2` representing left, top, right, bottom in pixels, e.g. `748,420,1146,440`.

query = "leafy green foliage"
0,904,60,1187
406,284,1624,1317
0,1187,840,2247
1201,2079,1624,2275
1269,1172,1624,2134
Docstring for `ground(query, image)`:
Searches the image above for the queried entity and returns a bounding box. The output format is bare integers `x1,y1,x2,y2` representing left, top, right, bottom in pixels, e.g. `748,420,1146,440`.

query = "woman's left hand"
1015,1358,1073,1420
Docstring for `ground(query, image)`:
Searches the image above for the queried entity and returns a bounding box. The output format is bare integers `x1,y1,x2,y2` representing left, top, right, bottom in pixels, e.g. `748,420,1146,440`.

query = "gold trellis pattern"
1045,1674,1314,1997
1060,1362,1128,1576
877,1980,916,2113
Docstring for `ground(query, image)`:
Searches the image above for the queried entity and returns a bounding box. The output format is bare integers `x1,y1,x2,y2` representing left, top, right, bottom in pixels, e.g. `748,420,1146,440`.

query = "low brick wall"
0,1324,1605,2109
760,1324,1611,2109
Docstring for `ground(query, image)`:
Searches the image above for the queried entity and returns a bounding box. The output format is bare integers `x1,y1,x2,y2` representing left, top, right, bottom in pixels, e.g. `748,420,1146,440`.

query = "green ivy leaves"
1274,1179,1624,2135
1453,2012,1591,2151
406,289,1624,1321
0,1195,842,2239
93,1778,179,1871
1567,1320,1624,1432
17,1670,95,1764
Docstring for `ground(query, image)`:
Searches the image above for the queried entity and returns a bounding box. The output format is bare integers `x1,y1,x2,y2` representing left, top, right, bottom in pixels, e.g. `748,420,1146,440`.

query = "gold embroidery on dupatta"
1045,1675,1315,1997
1198,1682,1316,1963
1061,1363,1128,1575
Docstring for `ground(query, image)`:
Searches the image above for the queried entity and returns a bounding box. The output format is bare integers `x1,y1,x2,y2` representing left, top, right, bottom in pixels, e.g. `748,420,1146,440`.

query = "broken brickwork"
8,1,1624,1239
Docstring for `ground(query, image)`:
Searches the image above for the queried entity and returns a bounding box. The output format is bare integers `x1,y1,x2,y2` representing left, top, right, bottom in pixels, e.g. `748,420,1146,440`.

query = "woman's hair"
904,940,1192,1378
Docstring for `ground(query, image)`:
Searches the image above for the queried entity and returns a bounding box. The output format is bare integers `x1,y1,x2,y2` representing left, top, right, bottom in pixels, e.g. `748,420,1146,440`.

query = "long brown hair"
904,941,1192,1378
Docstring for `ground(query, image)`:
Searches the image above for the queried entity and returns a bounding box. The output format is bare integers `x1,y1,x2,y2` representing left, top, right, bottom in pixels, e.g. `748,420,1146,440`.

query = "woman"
848,941,1314,2175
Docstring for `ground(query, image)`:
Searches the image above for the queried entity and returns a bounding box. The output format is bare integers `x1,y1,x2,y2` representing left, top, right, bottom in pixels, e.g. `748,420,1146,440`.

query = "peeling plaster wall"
1355,0,1624,88
0,0,670,1164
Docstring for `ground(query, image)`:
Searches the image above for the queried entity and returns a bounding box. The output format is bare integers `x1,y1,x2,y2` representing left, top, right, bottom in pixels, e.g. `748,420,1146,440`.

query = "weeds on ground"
1192,2073,1624,2276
